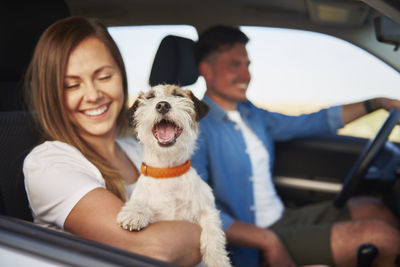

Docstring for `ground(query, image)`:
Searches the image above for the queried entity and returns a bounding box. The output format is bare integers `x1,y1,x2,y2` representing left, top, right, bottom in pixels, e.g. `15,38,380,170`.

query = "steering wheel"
334,109,400,207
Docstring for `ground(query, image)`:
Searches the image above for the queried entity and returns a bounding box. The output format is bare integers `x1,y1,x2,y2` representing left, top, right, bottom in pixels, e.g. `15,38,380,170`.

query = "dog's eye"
145,92,155,100
172,90,184,97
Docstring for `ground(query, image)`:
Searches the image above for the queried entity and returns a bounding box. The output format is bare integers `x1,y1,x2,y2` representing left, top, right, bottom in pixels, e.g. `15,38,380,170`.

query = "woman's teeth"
84,104,108,116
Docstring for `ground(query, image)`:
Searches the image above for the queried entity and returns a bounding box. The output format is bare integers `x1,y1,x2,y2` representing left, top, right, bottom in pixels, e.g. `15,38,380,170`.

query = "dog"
117,84,231,267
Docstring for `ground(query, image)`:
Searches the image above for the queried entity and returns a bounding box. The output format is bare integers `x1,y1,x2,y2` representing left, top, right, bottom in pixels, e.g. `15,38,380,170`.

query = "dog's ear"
127,94,143,128
186,90,210,121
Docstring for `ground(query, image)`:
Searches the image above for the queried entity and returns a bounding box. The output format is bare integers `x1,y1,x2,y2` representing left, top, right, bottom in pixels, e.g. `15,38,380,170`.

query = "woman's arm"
64,188,201,266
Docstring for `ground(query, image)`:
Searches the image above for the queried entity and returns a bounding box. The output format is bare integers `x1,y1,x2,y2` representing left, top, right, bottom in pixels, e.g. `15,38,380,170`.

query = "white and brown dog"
117,84,231,267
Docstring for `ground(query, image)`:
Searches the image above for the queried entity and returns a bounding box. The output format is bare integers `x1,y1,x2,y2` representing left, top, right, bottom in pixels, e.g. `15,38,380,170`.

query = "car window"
109,25,400,142
108,25,205,104
242,26,400,141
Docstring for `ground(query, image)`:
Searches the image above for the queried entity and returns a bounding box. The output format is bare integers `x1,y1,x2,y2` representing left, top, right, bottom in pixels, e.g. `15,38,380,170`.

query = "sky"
109,25,400,107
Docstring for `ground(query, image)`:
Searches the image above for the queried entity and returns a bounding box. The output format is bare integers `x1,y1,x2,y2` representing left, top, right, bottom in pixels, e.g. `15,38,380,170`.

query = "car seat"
0,0,70,221
149,35,199,87
0,111,39,221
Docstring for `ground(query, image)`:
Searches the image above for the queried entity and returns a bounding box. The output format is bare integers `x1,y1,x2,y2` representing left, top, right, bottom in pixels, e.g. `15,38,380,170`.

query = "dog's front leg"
117,200,154,231
198,209,231,267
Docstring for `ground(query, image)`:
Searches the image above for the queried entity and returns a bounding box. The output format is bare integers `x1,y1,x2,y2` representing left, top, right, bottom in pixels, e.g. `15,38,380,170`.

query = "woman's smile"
81,103,110,118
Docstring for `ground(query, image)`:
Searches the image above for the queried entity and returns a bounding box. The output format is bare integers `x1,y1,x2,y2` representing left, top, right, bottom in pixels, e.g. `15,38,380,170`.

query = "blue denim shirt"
191,96,343,267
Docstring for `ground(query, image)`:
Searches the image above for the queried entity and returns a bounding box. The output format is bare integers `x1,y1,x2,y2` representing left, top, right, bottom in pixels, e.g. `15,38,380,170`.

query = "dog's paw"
117,202,152,231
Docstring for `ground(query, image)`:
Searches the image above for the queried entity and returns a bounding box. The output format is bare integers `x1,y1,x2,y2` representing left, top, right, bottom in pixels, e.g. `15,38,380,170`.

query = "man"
191,25,400,267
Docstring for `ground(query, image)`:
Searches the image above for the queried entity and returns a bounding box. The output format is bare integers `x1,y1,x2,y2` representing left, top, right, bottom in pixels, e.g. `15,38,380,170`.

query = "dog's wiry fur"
117,84,231,267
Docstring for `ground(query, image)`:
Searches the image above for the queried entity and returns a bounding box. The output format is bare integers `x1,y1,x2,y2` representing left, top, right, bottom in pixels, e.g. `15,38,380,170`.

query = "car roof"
64,0,400,27
63,0,400,73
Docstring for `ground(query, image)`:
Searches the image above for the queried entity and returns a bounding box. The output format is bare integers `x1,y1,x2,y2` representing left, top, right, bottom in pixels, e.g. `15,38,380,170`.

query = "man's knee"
348,197,399,228
359,219,399,243
333,219,398,245
331,219,400,266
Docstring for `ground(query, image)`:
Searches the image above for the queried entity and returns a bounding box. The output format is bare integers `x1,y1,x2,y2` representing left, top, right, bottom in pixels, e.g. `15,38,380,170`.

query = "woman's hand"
65,188,201,266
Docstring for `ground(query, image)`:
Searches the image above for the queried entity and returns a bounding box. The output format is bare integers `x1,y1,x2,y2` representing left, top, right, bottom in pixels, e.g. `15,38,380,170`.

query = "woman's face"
64,37,124,140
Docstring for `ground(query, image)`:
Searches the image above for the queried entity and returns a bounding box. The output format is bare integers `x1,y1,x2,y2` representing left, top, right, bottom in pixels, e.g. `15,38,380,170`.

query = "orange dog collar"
141,160,191,178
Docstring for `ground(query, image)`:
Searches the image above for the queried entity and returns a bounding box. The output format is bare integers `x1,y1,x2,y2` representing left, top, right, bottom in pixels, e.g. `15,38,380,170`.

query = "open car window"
110,25,400,141
241,26,400,141
108,25,205,103
110,24,400,142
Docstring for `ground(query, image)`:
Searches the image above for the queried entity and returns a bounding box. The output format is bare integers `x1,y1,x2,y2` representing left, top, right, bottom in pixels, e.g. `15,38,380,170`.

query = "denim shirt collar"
203,95,252,122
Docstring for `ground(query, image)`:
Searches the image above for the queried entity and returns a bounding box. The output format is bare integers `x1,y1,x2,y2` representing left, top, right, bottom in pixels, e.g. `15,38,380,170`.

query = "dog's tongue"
154,121,176,143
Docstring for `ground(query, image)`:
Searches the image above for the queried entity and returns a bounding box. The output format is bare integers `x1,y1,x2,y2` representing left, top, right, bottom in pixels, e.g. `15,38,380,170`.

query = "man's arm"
342,97,400,125
226,220,295,267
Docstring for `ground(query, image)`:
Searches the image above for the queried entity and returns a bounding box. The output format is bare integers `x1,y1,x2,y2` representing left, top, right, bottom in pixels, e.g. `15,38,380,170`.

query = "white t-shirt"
23,137,142,230
227,111,284,228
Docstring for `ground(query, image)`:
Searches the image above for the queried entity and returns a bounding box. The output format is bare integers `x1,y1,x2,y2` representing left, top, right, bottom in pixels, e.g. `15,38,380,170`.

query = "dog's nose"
156,101,171,114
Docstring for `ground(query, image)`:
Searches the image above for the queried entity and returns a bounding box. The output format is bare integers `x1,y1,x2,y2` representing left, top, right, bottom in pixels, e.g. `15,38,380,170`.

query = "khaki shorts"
269,201,350,266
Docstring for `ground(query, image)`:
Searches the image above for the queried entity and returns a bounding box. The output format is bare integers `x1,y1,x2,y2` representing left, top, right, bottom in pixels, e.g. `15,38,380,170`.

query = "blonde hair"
25,16,129,201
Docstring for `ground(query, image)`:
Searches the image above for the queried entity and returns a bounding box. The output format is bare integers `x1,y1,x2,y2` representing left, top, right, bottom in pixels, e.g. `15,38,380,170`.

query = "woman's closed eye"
64,83,80,90
98,74,112,81
64,77,81,90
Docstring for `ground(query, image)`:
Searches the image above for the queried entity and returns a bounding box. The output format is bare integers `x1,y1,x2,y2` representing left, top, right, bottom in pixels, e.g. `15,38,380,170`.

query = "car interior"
2,0,400,266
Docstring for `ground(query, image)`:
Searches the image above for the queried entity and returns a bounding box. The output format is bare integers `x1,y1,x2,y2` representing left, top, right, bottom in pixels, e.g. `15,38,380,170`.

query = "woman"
23,16,201,266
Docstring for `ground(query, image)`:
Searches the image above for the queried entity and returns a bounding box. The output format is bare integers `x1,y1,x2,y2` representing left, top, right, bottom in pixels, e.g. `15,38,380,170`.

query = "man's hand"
371,97,400,111
342,97,400,125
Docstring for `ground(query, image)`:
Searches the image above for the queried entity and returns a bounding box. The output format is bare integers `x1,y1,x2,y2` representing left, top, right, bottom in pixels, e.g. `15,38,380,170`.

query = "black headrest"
149,35,199,87
1,1,70,81
0,1,70,110
0,111,40,221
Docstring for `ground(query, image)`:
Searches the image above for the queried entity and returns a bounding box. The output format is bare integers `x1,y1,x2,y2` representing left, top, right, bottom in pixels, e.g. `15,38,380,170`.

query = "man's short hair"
195,25,249,64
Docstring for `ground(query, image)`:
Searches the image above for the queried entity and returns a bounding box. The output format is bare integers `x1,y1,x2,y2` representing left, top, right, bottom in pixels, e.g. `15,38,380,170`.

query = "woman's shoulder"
30,140,78,151
23,141,105,229
25,140,85,163
24,140,98,175
23,140,104,194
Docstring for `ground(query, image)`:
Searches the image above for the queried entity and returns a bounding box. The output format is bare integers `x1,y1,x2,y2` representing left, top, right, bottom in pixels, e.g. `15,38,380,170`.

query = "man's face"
203,43,251,110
